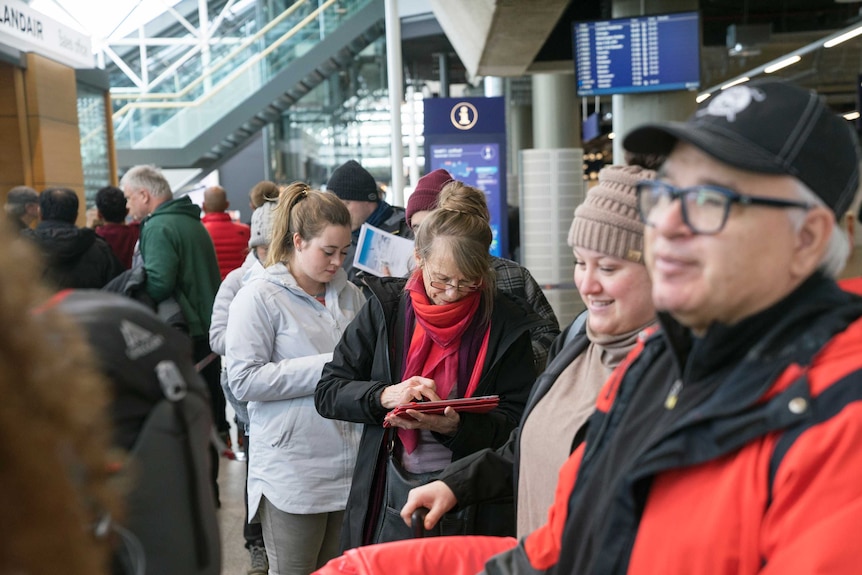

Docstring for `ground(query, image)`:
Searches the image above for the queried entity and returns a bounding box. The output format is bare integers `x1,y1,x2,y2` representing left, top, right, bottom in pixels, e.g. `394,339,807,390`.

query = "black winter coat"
435,318,590,512
315,276,540,551
23,220,123,290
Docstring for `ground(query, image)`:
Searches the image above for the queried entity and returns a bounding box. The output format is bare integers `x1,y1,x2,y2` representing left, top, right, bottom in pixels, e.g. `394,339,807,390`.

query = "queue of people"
5,77,862,575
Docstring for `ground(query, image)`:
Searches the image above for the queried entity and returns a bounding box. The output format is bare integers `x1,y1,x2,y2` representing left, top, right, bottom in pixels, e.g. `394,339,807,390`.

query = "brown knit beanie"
568,164,655,263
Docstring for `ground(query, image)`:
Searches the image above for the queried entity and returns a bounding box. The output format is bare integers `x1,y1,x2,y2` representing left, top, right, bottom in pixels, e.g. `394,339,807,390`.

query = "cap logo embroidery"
697,86,766,122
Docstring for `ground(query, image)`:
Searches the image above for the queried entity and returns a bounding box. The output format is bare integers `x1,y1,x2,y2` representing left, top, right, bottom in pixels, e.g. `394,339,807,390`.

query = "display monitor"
573,11,701,97
429,142,504,257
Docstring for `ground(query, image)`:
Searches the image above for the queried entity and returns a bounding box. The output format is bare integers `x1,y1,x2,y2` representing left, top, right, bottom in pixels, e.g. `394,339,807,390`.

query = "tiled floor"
218,451,254,575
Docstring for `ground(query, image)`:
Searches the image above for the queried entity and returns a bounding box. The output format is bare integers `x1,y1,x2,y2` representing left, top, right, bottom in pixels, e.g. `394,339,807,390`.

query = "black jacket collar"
658,273,855,384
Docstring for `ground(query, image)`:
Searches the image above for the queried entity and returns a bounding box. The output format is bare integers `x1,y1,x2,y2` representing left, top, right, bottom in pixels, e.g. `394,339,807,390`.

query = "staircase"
113,0,384,172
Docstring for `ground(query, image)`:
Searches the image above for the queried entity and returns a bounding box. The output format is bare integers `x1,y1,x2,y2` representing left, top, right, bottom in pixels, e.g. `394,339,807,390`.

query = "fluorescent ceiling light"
696,93,711,104
764,55,802,74
721,77,750,90
700,19,862,97
824,26,862,48
843,111,860,121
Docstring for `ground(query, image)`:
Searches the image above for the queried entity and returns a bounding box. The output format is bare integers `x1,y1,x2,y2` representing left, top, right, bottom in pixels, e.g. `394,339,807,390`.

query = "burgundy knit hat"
406,169,453,226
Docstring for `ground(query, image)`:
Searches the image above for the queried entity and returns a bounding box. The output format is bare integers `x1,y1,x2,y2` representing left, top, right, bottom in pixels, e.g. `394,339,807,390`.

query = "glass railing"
112,0,375,150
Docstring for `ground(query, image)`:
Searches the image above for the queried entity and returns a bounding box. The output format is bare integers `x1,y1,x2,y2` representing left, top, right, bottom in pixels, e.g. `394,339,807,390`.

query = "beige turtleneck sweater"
516,321,653,537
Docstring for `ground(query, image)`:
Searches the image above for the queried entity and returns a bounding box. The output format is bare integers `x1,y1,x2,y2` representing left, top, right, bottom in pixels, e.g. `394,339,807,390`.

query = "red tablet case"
383,395,500,427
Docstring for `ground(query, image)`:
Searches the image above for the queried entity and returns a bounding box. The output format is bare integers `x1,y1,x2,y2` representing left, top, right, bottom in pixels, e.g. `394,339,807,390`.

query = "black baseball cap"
623,79,861,218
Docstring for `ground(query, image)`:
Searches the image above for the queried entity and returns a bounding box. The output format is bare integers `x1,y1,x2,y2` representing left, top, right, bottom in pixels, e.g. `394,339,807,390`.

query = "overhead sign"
425,97,506,136
0,0,94,68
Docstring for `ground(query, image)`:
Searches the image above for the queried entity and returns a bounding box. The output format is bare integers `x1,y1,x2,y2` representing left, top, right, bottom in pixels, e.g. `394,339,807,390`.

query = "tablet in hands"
383,395,500,427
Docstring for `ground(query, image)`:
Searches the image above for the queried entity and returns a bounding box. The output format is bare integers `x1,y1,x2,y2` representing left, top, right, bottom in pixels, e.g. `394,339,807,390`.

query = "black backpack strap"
156,360,211,569
565,310,589,347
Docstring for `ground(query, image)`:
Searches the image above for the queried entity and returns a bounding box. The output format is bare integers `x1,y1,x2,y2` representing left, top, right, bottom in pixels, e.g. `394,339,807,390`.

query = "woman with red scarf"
315,182,540,552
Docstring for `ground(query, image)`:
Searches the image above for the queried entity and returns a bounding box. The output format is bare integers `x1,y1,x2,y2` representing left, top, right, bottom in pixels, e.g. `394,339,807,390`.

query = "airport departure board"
573,11,701,97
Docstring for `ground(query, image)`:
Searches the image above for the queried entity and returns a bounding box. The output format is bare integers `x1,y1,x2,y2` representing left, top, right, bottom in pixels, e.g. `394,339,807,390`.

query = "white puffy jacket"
225,262,366,516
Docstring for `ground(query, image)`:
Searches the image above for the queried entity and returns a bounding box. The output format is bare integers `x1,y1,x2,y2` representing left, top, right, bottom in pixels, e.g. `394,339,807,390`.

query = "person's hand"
385,406,460,436
85,207,102,229
401,480,458,531
379,376,439,409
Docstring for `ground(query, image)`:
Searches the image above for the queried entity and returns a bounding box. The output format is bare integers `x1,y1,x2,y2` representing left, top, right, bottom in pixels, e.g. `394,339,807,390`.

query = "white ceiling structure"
29,0,183,38
27,0,258,92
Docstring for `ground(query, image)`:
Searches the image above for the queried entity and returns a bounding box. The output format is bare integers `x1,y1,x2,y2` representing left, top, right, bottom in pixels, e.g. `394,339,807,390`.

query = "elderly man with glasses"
467,79,862,575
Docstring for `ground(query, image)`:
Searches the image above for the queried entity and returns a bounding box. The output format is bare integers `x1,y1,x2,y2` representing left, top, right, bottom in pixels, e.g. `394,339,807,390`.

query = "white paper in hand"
353,223,415,277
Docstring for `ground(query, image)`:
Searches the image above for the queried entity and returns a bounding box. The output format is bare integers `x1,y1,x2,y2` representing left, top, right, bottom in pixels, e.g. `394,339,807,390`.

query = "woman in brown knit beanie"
567,164,655,336
395,163,659,543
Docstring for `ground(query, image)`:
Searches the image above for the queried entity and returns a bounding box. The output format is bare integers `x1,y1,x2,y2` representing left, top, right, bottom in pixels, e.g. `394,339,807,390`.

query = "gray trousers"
259,495,344,575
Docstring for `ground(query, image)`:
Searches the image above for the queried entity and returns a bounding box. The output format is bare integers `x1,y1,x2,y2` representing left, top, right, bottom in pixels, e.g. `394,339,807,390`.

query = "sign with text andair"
1,0,93,68
424,97,508,257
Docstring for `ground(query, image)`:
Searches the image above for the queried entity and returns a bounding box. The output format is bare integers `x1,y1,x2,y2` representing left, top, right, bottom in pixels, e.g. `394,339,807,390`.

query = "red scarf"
399,271,490,453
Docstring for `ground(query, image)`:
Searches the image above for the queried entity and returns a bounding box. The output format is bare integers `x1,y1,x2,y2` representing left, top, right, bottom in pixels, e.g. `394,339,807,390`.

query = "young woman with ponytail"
225,182,366,575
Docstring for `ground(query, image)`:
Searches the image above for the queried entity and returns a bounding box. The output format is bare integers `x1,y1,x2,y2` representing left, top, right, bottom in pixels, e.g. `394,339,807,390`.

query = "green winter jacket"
140,196,221,338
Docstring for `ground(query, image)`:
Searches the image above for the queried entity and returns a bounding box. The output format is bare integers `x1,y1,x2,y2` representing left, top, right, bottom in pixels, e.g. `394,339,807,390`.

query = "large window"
77,82,112,206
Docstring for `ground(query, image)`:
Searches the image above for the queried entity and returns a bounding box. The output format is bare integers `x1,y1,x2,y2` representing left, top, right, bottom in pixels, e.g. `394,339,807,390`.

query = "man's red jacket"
202,212,250,279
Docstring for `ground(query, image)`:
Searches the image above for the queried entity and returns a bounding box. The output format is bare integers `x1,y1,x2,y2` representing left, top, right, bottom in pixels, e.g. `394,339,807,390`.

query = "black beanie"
327,160,380,202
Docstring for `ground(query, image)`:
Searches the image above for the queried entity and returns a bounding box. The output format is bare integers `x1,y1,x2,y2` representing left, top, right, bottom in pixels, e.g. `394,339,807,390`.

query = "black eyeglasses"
636,180,814,235
428,280,481,293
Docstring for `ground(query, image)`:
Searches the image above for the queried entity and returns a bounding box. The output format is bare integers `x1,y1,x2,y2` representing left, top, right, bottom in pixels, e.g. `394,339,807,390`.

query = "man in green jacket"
121,164,227,505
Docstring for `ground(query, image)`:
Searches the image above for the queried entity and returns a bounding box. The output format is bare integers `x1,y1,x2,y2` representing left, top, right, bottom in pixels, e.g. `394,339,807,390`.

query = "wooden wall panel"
29,119,84,188
23,53,85,224
0,117,27,190
23,53,78,123
0,63,20,107
0,62,31,197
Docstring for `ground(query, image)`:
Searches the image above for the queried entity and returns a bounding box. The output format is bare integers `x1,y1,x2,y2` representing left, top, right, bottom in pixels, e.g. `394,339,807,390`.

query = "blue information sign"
423,97,508,257
430,143,503,255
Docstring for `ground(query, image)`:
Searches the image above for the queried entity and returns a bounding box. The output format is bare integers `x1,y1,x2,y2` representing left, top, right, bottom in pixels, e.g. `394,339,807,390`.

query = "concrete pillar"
438,53,450,98
507,102,532,205
484,76,504,97
521,149,584,326
521,72,584,324
531,73,580,149
611,0,699,163
384,0,404,206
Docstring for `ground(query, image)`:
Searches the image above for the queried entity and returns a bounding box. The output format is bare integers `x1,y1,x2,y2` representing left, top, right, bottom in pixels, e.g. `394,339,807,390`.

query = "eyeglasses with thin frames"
428,280,481,293
636,180,814,235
